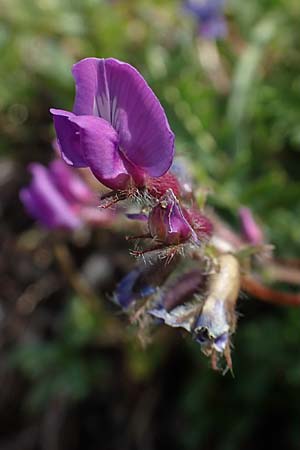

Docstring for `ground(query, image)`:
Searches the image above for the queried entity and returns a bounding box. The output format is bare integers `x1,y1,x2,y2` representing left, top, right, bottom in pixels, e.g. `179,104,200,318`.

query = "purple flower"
239,207,264,245
20,160,113,230
51,58,175,191
148,189,197,245
184,0,227,39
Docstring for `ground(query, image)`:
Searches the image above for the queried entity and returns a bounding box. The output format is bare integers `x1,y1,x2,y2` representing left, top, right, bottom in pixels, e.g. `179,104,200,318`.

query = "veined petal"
67,114,131,190
50,109,86,167
104,58,174,176
72,58,175,177
72,58,108,117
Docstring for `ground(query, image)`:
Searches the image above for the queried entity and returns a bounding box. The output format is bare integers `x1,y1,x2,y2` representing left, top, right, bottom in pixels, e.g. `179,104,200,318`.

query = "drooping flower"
238,207,264,246
51,58,175,192
193,254,240,361
20,160,113,230
149,254,240,370
184,0,227,39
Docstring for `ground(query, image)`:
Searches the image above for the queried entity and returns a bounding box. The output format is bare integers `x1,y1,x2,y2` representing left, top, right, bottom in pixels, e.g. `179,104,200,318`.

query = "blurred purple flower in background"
51,58,175,191
20,160,113,230
184,0,227,39
239,207,264,245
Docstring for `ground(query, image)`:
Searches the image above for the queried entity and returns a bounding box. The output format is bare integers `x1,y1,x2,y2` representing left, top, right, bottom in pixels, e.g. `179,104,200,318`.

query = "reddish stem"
241,275,300,307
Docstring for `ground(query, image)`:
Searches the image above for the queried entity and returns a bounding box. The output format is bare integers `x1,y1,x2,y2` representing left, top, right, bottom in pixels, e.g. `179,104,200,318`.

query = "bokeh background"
1,0,300,449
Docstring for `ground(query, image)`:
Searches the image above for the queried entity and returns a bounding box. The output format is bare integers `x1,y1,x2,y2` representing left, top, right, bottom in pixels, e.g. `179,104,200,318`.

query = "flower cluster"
49,57,214,254
21,57,256,371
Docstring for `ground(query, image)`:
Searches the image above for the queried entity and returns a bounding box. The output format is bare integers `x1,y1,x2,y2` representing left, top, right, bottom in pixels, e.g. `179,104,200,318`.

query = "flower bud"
148,189,197,245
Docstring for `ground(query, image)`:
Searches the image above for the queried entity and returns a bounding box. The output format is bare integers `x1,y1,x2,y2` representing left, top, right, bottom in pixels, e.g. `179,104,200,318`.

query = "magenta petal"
72,58,175,177
68,114,131,190
50,109,86,167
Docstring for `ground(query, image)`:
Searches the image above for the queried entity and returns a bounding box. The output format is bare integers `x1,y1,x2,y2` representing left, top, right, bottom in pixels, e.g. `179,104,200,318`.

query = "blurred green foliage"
1,0,300,448
9,297,110,410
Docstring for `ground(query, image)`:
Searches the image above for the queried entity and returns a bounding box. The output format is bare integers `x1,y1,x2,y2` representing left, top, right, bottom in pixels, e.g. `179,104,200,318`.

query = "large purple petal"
67,114,131,190
50,109,86,167
20,163,82,230
72,58,175,177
